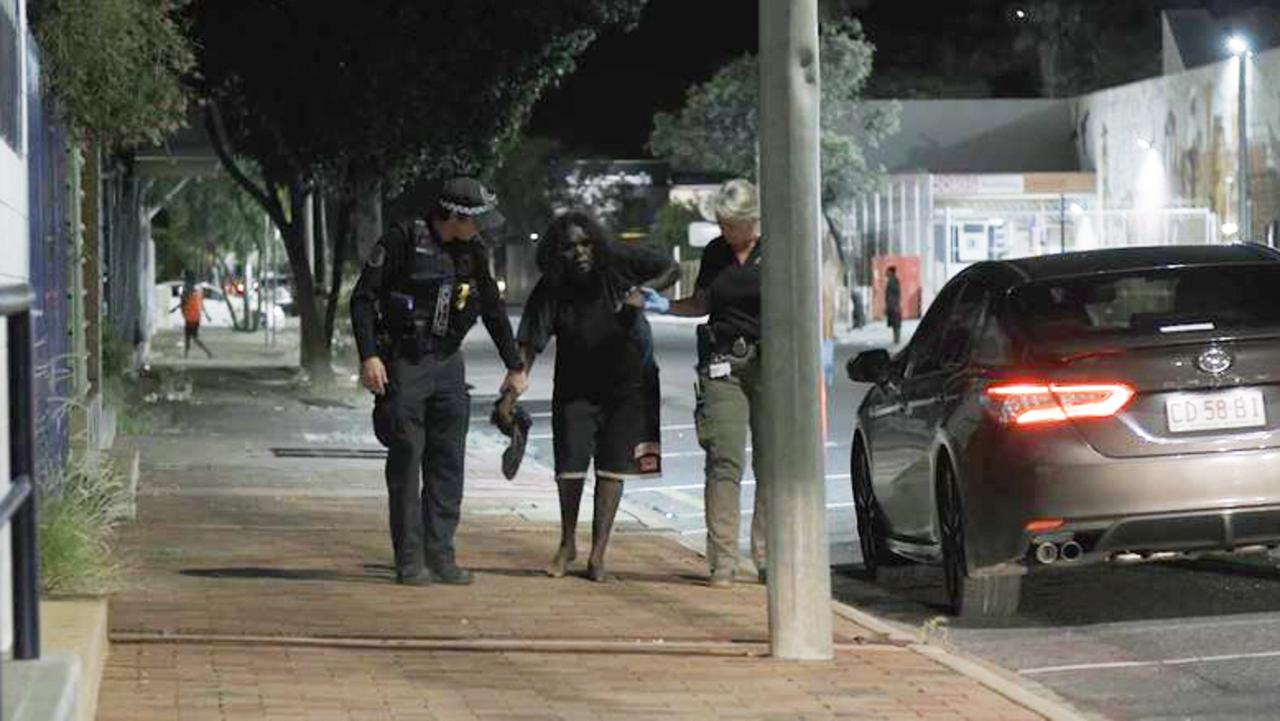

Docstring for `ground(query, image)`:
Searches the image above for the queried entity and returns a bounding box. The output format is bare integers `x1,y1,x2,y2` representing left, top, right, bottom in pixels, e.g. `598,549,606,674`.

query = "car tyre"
936,459,1020,619
851,440,904,579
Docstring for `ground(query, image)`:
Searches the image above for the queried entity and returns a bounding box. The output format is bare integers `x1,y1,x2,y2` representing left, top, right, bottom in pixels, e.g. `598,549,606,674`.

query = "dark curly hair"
535,210,616,286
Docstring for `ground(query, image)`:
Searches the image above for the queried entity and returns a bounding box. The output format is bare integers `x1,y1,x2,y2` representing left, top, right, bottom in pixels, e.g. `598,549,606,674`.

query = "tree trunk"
353,166,383,263
324,192,355,350
280,185,333,382
313,194,327,298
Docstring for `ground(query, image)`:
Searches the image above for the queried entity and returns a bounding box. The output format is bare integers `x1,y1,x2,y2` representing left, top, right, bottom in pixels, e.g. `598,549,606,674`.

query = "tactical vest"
384,220,480,354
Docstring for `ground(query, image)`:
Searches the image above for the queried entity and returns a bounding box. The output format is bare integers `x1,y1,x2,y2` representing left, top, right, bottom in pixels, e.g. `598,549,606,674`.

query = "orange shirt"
182,289,204,325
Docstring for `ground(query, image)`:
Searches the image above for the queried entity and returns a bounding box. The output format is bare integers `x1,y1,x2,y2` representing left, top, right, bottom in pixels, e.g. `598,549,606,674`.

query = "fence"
0,283,41,713
25,37,73,481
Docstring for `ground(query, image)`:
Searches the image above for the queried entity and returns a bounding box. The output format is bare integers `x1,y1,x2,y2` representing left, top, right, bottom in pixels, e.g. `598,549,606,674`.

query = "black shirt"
350,221,521,369
695,235,762,343
518,243,672,400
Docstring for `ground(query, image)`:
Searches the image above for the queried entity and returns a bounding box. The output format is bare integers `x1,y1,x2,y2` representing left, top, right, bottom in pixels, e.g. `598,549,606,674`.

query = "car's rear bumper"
962,427,1280,570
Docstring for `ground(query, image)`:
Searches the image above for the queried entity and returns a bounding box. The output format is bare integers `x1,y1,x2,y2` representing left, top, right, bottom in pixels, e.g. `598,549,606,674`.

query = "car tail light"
986,382,1135,426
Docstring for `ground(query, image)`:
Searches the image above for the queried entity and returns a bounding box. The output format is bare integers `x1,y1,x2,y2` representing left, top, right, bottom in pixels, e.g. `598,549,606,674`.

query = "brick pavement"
96,368,1044,720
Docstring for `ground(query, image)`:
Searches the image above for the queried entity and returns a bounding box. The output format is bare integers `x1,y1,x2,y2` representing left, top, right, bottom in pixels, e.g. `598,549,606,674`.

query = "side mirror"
846,349,891,384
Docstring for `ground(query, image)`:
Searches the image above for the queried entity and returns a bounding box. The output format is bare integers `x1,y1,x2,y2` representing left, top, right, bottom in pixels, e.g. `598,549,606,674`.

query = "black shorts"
184,323,200,340
552,393,661,481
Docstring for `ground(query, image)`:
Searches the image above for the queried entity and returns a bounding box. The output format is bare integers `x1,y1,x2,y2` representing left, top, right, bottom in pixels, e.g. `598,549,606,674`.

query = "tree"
28,0,192,149
1010,1,1161,98
649,18,897,273
188,0,648,379
650,19,898,206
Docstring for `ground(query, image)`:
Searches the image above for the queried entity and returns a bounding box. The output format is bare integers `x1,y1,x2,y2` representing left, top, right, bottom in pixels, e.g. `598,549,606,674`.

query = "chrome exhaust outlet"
1147,551,1178,561
1034,542,1059,565
1112,551,1142,563
1060,540,1083,562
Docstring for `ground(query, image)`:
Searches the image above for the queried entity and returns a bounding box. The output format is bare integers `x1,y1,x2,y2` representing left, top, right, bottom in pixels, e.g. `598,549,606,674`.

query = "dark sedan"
847,245,1280,617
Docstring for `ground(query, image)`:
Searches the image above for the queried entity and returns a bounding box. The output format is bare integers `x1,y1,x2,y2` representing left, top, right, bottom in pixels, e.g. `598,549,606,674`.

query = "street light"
1228,34,1251,240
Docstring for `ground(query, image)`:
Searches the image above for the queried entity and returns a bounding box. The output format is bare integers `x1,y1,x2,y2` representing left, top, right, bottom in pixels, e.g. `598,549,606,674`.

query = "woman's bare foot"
586,562,608,582
547,544,576,577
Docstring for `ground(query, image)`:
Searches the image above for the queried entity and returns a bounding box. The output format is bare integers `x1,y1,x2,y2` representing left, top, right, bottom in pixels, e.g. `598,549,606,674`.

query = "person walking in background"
885,265,902,345
639,179,768,588
516,211,679,582
175,271,213,359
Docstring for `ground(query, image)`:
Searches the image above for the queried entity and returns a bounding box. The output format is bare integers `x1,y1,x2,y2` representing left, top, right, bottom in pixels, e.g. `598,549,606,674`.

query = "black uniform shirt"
350,221,521,369
695,235,763,343
518,243,671,400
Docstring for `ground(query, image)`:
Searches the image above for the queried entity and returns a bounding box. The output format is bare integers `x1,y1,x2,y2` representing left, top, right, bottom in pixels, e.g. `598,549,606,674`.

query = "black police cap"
438,177,505,233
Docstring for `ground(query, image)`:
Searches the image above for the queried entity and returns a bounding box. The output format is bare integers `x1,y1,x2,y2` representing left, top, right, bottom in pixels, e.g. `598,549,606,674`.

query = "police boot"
548,479,584,577
428,562,474,586
587,478,624,582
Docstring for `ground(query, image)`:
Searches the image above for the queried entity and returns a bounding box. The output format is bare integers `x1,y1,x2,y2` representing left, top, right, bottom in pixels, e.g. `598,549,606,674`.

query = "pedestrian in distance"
516,210,679,581
638,178,768,588
885,265,902,345
174,271,214,359
350,177,528,587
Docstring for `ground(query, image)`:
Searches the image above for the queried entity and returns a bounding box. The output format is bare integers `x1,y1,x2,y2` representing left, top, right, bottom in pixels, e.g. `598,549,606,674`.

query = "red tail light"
986,382,1135,426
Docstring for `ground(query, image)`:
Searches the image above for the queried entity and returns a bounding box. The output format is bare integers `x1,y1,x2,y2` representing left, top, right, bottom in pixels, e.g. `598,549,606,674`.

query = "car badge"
1196,346,1233,375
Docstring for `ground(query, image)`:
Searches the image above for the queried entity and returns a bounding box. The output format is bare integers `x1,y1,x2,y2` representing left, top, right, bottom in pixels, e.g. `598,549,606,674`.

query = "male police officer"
351,177,527,586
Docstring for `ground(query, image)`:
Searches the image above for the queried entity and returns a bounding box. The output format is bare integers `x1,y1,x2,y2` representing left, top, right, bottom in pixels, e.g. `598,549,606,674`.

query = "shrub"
38,456,128,595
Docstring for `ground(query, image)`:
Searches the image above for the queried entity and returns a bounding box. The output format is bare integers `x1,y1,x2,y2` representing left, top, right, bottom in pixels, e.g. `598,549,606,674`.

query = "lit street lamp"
1228,34,1251,240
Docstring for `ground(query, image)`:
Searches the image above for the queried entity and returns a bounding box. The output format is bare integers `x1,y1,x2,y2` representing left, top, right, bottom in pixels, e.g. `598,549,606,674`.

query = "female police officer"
517,211,678,582
640,179,766,588
351,177,527,586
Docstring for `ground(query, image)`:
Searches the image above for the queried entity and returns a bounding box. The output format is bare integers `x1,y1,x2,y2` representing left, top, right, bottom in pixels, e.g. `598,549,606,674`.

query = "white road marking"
1019,649,1280,676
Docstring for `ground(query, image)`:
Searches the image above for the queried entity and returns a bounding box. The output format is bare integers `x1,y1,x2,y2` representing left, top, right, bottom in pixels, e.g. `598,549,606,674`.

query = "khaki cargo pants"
695,355,768,573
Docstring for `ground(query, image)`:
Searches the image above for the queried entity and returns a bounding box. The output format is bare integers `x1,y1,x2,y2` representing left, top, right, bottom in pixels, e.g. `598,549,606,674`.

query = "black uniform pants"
384,352,469,576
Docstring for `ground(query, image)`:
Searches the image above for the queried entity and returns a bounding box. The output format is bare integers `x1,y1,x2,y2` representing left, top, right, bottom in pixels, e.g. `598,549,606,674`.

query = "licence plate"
1165,388,1267,433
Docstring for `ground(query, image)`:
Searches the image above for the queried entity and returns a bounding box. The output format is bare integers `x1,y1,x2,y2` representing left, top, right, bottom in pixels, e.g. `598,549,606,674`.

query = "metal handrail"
0,283,38,715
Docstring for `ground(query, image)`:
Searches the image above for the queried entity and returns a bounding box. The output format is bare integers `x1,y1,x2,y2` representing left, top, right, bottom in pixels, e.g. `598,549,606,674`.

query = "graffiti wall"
1073,46,1280,243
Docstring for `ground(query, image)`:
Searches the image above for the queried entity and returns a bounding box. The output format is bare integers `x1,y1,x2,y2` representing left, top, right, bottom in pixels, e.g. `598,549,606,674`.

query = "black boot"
587,478,623,582
548,479,584,577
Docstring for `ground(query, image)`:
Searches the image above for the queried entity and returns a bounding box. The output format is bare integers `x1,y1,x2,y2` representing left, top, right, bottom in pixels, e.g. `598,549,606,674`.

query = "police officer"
351,177,527,586
640,179,767,588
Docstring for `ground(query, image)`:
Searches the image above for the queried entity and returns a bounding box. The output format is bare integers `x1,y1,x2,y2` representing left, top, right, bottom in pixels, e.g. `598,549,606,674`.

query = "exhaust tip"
1060,540,1083,562
1034,541,1059,565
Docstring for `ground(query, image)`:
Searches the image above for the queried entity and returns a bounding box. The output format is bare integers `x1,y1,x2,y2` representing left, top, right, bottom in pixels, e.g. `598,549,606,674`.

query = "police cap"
438,177,505,234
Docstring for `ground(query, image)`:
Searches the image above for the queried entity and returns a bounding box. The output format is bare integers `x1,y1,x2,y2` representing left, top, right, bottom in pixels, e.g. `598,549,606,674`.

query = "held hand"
361,357,389,396
501,368,529,397
638,287,671,314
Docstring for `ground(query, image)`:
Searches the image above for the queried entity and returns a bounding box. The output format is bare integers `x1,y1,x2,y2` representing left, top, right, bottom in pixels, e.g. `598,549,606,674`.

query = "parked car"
156,280,286,330
847,244,1280,618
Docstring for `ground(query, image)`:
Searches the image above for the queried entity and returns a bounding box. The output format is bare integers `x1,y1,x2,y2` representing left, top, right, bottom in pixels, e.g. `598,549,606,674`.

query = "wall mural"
1073,47,1280,243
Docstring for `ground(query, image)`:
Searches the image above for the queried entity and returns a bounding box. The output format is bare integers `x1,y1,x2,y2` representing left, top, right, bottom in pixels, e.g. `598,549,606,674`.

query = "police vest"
386,221,481,343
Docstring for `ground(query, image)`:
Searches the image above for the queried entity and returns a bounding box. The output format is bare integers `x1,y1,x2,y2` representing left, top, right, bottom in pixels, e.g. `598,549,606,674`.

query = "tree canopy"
649,19,897,204
190,1,648,193
28,0,192,147
187,0,648,374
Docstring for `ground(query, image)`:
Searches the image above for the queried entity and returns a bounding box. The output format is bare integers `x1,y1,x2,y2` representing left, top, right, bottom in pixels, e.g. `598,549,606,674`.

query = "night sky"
527,0,759,159
526,0,1029,158
527,0,1258,158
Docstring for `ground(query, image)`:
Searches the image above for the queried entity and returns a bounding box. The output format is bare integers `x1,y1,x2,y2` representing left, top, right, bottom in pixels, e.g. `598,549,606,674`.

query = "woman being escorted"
640,179,766,588
517,211,679,581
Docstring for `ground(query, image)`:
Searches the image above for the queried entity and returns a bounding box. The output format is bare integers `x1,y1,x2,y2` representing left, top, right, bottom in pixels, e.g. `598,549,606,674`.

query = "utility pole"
758,0,833,660
1237,50,1250,240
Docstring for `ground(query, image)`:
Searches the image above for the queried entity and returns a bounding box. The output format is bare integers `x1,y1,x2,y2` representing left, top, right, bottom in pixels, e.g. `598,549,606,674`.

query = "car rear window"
1011,264,1280,341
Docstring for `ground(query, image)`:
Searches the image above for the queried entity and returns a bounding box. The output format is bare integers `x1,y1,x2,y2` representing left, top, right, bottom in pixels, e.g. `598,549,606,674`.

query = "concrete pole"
1237,54,1250,240
758,0,833,661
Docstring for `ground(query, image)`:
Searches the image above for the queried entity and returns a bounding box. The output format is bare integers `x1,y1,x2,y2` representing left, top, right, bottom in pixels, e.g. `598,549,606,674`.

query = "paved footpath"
96,363,1045,721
